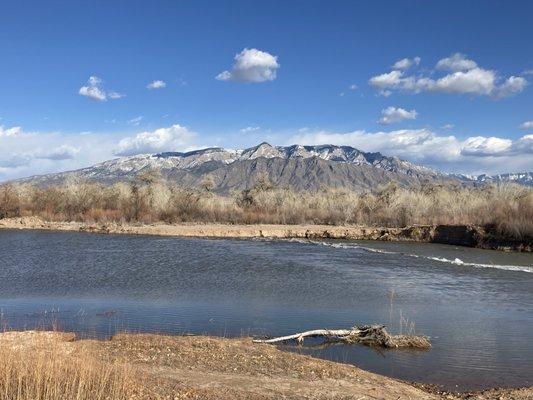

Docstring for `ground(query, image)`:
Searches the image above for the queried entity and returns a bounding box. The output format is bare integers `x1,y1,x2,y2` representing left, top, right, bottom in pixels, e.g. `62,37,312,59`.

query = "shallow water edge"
1,216,531,252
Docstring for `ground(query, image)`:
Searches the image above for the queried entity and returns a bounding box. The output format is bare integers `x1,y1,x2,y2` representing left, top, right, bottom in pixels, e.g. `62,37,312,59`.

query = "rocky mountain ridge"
14,142,532,190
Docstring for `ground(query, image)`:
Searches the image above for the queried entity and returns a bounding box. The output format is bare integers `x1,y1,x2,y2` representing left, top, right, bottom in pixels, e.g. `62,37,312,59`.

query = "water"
0,229,532,391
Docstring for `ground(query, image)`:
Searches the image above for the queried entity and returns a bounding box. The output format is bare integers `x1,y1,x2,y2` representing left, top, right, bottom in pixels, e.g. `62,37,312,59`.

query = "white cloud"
431,68,496,95
510,134,533,154
379,106,417,125
520,121,533,130
216,71,232,81
0,125,118,181
289,128,460,164
79,85,106,101
0,126,23,137
460,136,512,156
436,53,477,72
442,124,454,130
369,70,404,90
216,48,279,83
78,76,124,101
349,84,358,90
33,145,80,160
392,57,420,70
369,54,528,98
107,91,125,99
0,123,198,181
495,76,528,98
147,80,166,90
128,116,143,126
114,124,197,156
240,126,261,133
287,128,533,174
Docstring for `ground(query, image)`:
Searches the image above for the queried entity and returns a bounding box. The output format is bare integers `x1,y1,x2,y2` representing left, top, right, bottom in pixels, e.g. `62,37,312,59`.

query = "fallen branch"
253,324,431,349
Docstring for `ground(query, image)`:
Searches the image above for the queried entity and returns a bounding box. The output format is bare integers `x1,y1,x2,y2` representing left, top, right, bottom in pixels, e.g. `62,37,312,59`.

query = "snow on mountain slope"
76,142,442,178
467,172,533,187
13,142,466,191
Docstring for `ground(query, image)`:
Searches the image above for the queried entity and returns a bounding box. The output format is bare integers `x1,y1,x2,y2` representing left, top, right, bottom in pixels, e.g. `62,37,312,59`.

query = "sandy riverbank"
1,331,531,399
0,216,531,251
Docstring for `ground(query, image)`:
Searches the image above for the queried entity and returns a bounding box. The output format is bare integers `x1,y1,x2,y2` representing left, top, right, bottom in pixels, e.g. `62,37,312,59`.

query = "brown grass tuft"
0,333,137,400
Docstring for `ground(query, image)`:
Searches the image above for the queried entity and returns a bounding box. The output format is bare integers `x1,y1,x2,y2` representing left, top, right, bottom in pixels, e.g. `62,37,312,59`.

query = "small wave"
283,238,533,274
426,256,533,273
285,238,396,254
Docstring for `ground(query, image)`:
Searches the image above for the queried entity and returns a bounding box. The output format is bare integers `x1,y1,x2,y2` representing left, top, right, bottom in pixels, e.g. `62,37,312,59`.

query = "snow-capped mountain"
466,172,533,187
15,142,460,191
74,142,441,178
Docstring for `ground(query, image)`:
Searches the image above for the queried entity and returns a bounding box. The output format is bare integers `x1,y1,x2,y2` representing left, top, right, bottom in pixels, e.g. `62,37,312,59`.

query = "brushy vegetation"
0,334,136,400
0,173,531,240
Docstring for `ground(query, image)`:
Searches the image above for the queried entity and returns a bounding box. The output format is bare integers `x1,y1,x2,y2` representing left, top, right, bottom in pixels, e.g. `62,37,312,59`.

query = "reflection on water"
0,229,531,390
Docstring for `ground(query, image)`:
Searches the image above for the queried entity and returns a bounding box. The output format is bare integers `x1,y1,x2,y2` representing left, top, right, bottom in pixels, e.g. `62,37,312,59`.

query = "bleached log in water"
253,324,431,349
252,328,358,344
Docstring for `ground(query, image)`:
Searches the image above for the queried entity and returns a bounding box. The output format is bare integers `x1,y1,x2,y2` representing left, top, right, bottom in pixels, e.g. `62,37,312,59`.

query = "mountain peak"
15,141,458,190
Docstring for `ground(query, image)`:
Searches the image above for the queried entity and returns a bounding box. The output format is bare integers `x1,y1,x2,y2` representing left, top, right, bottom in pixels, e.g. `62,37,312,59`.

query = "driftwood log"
253,324,431,349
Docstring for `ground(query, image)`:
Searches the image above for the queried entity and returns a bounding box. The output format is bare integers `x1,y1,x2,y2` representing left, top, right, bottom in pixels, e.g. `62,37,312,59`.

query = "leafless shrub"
1,179,531,240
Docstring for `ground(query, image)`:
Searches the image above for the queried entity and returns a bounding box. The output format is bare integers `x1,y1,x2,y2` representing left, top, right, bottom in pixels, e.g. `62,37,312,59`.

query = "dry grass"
1,177,532,240
0,331,530,400
0,333,137,400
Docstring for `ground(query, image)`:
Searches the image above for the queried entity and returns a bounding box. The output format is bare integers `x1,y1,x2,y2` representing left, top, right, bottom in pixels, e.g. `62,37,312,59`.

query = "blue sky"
0,0,532,180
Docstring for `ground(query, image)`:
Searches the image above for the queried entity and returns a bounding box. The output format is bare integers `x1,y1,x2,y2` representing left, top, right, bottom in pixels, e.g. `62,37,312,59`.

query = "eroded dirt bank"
0,217,530,251
1,331,531,400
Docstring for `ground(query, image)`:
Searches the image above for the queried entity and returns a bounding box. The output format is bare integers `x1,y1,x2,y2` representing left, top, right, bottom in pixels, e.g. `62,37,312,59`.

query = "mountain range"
15,142,532,191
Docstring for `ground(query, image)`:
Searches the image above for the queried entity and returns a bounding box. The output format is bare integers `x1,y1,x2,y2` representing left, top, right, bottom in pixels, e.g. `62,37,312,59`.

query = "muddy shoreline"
0,216,530,251
1,330,531,399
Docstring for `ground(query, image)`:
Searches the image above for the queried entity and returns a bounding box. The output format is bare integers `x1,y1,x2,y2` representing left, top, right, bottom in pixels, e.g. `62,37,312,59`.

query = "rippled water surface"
0,229,532,390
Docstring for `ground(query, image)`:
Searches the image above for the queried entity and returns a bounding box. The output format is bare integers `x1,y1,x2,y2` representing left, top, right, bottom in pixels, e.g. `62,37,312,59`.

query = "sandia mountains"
16,142,532,191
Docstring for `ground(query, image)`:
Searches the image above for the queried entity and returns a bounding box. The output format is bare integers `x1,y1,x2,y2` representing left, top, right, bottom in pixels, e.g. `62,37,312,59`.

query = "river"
0,229,531,390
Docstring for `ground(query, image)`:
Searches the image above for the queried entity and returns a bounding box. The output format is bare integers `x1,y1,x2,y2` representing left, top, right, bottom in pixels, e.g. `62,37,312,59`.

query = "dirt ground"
1,331,531,400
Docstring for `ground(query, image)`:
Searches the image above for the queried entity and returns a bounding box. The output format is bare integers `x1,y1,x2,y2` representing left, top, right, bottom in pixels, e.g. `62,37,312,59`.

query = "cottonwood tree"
0,184,20,219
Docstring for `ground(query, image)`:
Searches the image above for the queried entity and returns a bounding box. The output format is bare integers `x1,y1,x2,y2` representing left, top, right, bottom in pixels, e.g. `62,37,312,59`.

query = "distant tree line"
0,172,531,240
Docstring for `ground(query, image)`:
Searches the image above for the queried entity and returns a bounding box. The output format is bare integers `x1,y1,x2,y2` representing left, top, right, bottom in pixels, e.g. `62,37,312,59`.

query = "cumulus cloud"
369,53,528,98
392,57,420,70
431,68,496,95
496,76,528,98
349,84,358,90
0,125,117,181
520,121,533,130
0,126,22,137
436,53,477,72
511,134,533,154
460,136,512,156
147,80,166,90
114,124,197,156
78,76,124,101
216,48,279,83
287,128,533,174
379,107,417,125
0,123,202,181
